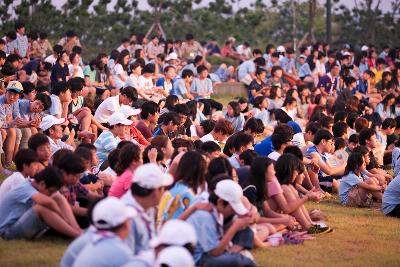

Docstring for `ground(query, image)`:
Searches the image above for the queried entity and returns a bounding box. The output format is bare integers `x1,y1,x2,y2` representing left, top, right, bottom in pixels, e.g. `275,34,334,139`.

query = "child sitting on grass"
0,166,82,240
339,152,385,207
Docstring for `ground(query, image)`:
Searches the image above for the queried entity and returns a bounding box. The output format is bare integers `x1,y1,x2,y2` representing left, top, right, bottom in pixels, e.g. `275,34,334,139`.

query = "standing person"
14,21,29,60
190,65,223,116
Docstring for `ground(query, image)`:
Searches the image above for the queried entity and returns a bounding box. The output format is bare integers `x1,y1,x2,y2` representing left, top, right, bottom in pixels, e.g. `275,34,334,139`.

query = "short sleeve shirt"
135,121,153,140
48,95,62,117
339,172,363,205
0,181,37,235
50,62,69,84
382,175,400,214
237,60,256,81
190,78,213,100
170,78,187,99
94,130,121,165
0,95,20,128
60,227,96,267
94,95,121,123
0,172,26,202
18,99,33,121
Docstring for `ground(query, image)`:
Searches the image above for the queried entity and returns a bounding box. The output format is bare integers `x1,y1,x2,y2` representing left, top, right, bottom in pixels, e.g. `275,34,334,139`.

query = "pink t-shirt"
108,169,133,198
267,178,283,198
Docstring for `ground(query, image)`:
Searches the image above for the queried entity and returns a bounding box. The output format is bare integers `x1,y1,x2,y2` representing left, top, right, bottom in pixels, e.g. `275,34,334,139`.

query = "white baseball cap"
6,80,23,93
109,111,134,126
93,197,137,230
155,246,195,267
361,45,369,51
276,45,286,53
120,105,141,118
40,115,66,131
214,180,248,216
165,52,178,61
133,163,173,189
150,219,197,248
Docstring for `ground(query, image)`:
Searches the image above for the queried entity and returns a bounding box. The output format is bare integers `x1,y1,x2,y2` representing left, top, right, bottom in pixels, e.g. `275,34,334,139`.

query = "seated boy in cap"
122,163,174,255
0,167,81,240
0,81,23,170
186,179,257,267
72,197,136,267
40,115,74,156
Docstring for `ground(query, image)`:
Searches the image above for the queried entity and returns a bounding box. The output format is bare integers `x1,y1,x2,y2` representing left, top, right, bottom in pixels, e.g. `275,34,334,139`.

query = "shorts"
2,207,49,240
347,186,373,208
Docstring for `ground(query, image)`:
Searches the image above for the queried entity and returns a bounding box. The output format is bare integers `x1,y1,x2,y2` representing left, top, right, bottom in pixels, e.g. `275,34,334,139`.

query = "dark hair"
174,151,207,192
344,152,364,176
15,149,38,172
255,68,266,76
382,118,396,130
161,111,180,126
346,112,359,129
305,121,321,135
72,46,82,55
349,133,359,144
206,157,233,184
140,101,159,119
68,77,84,93
271,66,283,76
28,133,50,151
15,21,25,30
76,143,96,152
334,111,348,123
55,151,85,174
151,135,170,149
353,145,369,155
319,116,334,130
130,182,154,197
51,81,70,96
243,118,264,134
22,82,36,95
253,96,267,109
75,147,93,164
33,166,63,190
35,93,52,111
116,49,130,70
165,95,179,111
227,101,241,117
231,133,253,152
121,86,138,103
358,128,376,146
143,63,156,74
313,129,334,145
250,157,274,204
332,121,348,138
200,119,216,135
181,69,194,79
196,65,208,74
283,145,303,161
201,141,221,153
115,143,141,175
274,109,292,124
142,145,164,163
173,104,190,116
282,96,296,108
334,137,346,151
354,117,369,133
254,57,266,67
272,126,294,151
275,153,304,185
239,149,258,166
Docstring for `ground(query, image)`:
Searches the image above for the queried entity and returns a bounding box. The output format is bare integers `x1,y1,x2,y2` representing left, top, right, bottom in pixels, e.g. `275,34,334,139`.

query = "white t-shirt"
292,132,306,148
112,64,127,89
125,74,140,89
48,95,62,117
94,95,123,123
268,151,281,161
200,133,217,144
0,172,27,201
68,64,84,78
44,54,57,65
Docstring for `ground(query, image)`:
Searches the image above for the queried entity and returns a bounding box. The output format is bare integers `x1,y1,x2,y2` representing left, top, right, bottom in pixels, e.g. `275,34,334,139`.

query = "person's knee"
6,128,16,138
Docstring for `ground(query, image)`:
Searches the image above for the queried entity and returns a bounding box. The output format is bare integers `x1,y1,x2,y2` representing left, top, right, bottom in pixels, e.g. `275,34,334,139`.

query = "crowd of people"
0,21,400,267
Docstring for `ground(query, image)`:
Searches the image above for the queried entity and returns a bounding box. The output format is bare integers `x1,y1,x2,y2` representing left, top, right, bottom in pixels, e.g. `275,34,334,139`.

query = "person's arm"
178,202,213,220
272,186,320,214
358,181,382,191
209,216,252,256
32,193,64,217
311,152,345,176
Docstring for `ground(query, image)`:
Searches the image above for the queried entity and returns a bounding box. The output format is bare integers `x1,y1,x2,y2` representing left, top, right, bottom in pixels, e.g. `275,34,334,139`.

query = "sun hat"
214,179,248,216
40,115,66,131
150,219,197,248
132,163,173,189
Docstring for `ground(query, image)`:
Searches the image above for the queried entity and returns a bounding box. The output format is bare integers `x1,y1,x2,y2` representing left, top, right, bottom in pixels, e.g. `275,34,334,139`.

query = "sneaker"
4,161,16,171
307,224,332,234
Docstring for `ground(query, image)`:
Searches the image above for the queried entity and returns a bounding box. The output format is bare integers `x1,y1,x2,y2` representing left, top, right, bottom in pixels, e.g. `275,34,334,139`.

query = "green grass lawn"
0,199,399,267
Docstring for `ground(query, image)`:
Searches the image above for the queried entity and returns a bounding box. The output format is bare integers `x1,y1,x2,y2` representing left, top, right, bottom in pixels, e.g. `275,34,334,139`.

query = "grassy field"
0,199,399,267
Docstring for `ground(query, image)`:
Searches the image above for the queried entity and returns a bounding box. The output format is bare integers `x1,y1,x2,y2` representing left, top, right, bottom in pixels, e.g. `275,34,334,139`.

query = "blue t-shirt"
170,78,187,99
382,175,400,215
161,182,195,222
354,79,368,94
339,172,363,205
187,208,222,263
0,181,37,235
254,135,273,156
72,234,133,267
60,226,96,267
18,99,32,121
190,78,213,100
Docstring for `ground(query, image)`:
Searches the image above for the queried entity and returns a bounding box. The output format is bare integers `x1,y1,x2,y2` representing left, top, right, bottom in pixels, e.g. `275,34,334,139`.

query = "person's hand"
306,191,322,202
147,148,158,163
15,117,26,127
63,126,70,136
69,128,75,139
233,216,253,230
5,114,13,124
282,215,297,226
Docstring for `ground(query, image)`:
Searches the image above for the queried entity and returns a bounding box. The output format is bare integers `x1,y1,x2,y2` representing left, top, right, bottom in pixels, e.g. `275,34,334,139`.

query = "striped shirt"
94,130,121,166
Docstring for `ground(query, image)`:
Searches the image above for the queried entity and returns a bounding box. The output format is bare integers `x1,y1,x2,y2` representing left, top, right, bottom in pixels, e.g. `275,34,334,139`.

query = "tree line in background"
0,0,399,59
